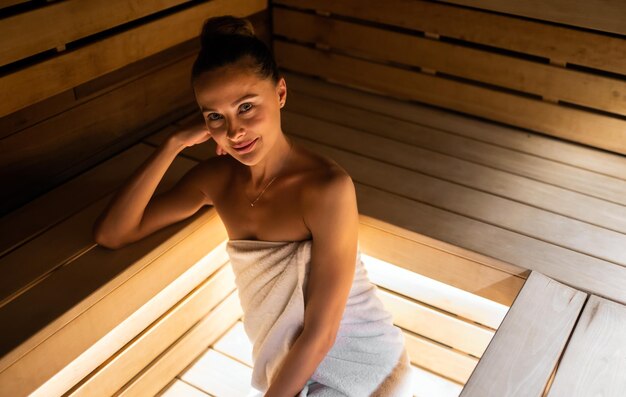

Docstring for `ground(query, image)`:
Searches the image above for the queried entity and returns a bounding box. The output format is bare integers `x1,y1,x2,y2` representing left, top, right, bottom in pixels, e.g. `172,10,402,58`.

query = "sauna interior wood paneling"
271,0,626,156
0,0,268,217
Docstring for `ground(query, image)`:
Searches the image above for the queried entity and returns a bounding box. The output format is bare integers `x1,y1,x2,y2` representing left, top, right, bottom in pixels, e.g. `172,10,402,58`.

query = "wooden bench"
0,117,522,396
0,135,239,396
461,270,626,397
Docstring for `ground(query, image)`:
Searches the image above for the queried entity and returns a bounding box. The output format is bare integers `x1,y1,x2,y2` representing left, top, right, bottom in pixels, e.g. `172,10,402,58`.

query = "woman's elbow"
93,224,126,250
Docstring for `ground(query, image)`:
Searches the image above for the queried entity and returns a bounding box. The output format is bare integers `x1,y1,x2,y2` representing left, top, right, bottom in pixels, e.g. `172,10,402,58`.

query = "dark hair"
191,15,281,86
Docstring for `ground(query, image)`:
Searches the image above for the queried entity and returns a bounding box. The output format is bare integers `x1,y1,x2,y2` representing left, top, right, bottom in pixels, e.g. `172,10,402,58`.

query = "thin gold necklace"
248,141,293,207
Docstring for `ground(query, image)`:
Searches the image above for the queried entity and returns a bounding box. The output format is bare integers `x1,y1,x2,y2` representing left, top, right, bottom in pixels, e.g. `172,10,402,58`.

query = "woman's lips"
232,137,258,154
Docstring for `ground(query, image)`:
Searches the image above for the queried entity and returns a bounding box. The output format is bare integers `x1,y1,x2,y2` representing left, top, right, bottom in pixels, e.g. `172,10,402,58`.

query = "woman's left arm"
264,170,360,397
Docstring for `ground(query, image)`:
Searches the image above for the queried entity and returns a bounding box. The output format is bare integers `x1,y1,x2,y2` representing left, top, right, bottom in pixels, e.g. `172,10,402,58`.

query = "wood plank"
115,292,243,397
282,102,626,231
353,182,626,306
363,253,509,330
282,71,626,182
0,89,75,140
156,379,212,397
0,54,196,215
403,330,477,385
274,41,626,156
0,0,190,67
0,0,267,117
0,208,227,396
286,131,626,267
460,271,587,397
378,289,494,358
274,7,626,116
274,0,626,76
437,0,626,36
547,295,626,396
410,365,463,397
0,143,154,257
66,253,234,396
180,349,254,397
213,321,252,367
0,153,195,307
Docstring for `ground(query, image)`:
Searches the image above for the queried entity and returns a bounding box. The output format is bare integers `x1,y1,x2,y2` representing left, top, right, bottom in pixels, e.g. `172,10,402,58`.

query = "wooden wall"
271,0,626,157
0,0,269,217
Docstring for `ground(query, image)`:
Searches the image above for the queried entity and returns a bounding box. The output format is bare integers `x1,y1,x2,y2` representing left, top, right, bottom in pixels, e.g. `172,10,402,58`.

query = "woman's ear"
277,77,287,108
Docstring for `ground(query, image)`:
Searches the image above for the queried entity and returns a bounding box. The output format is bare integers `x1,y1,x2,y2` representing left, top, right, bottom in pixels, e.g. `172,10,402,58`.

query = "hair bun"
199,15,255,47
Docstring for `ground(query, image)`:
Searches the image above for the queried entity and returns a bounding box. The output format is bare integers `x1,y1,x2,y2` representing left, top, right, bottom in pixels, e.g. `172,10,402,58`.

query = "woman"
93,15,412,397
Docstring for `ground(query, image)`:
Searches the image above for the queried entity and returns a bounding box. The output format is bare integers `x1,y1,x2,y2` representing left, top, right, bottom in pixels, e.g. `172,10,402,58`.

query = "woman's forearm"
264,328,331,397
93,136,184,247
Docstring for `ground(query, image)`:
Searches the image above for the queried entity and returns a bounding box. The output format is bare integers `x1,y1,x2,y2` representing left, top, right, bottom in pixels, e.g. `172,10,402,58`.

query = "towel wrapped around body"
226,238,413,396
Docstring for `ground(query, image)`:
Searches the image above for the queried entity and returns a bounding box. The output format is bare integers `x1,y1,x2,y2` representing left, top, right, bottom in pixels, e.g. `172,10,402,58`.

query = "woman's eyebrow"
201,93,259,112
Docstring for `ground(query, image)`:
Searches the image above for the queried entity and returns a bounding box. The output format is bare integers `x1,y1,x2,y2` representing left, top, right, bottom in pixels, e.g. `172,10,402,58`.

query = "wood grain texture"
352,182,626,306
0,208,227,396
274,0,626,75
0,0,266,117
460,271,587,397
0,0,190,67
282,71,626,182
274,41,626,155
547,295,626,397
0,143,155,256
274,7,626,116
116,292,243,397
0,154,195,307
283,92,626,233
0,55,196,215
436,0,626,36
66,256,234,397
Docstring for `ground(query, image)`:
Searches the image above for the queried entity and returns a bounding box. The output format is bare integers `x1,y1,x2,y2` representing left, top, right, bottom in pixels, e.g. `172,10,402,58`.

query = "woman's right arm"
93,120,214,249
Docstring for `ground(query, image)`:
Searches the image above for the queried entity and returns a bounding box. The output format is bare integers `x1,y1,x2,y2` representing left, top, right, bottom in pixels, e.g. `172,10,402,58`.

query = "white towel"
226,239,413,396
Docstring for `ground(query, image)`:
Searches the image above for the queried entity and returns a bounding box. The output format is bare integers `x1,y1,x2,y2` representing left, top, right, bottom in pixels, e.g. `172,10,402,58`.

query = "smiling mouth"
232,137,258,152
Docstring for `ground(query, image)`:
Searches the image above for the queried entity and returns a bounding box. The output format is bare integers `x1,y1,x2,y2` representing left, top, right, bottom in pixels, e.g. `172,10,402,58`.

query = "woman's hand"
169,118,213,148
168,116,227,156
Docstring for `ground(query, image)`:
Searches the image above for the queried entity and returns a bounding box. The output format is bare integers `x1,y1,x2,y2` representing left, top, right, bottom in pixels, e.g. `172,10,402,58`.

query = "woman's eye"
240,103,253,112
207,113,221,121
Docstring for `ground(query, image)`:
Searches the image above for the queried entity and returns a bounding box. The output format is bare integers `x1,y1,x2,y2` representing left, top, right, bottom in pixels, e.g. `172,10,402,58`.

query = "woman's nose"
227,120,245,141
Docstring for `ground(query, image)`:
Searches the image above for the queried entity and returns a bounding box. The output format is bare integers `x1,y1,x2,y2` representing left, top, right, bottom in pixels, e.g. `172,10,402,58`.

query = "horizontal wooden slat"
282,71,626,182
0,154,196,307
0,143,154,256
0,53,196,215
0,208,227,396
274,40,626,155
282,98,626,230
158,379,213,397
354,182,626,306
403,330,477,385
286,124,626,267
0,0,190,67
547,295,626,396
363,253,508,330
180,349,254,397
115,292,243,397
274,7,626,116
437,0,626,36
460,271,587,397
66,253,234,396
379,289,494,358
358,220,525,307
274,0,626,76
0,0,266,117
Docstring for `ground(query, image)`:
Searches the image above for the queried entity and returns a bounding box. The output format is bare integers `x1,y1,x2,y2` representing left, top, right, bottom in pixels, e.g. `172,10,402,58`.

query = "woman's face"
193,61,286,166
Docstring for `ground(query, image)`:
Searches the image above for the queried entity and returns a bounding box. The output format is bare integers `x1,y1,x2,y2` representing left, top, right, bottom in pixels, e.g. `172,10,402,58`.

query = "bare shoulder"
295,145,356,211
181,154,235,206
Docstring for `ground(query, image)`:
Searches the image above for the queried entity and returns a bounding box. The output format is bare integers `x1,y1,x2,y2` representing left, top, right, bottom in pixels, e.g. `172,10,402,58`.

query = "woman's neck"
248,133,293,190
